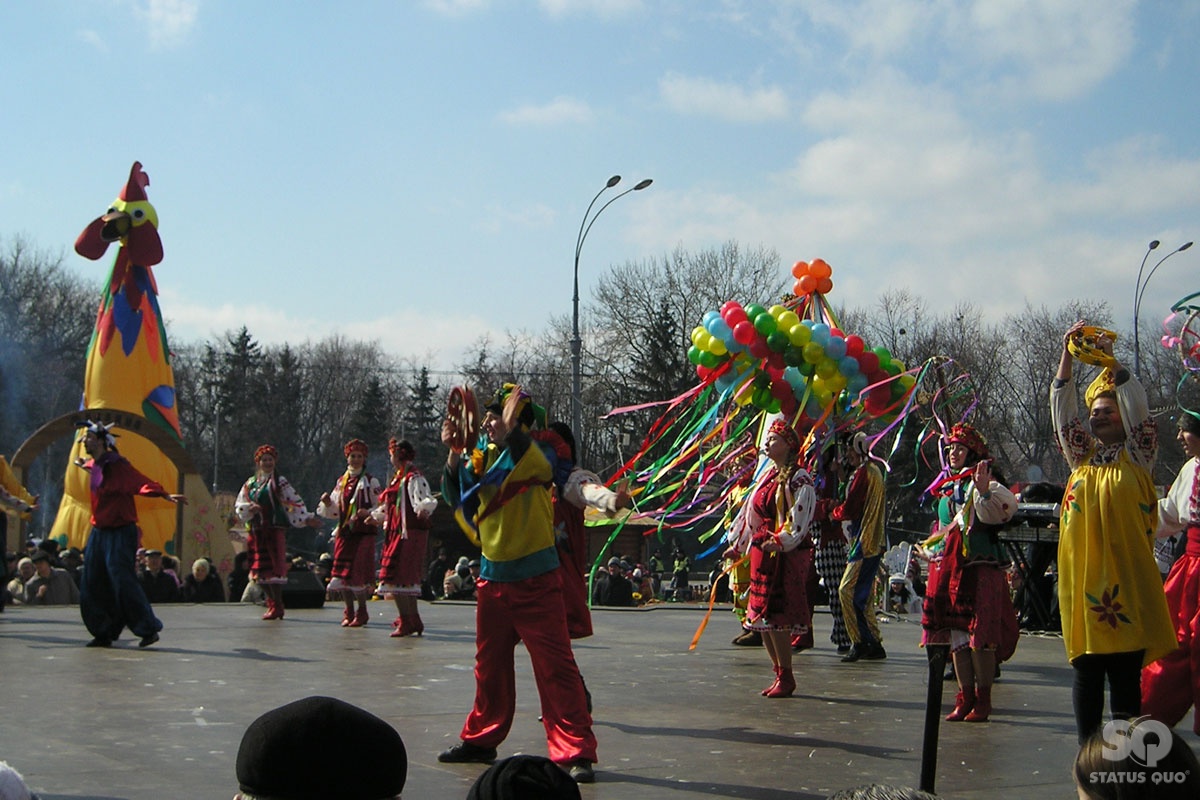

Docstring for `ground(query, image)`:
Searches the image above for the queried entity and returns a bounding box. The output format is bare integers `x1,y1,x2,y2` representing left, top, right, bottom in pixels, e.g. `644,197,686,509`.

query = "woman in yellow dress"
1051,321,1175,742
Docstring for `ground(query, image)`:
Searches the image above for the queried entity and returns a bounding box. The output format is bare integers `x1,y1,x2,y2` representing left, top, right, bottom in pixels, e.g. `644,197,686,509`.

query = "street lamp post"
571,175,652,456
1133,239,1194,377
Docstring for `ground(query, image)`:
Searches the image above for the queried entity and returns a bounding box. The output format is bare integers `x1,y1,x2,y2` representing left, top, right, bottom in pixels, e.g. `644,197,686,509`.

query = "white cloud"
159,294,497,372
423,0,491,17
629,59,1200,326
135,0,198,50
966,0,1136,100
538,0,644,19
477,202,557,235
498,96,594,126
658,72,788,123
800,0,937,60
77,29,108,53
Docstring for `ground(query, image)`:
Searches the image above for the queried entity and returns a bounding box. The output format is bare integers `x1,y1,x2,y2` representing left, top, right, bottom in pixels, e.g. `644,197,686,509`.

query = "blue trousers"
80,523,162,640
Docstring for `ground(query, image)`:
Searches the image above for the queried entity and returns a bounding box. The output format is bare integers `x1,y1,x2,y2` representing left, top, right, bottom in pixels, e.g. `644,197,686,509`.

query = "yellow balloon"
710,337,728,356
788,323,811,347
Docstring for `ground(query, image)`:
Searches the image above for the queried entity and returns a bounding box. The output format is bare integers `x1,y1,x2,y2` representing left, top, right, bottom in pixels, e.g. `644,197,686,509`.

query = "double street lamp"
1133,239,1194,377
571,175,652,456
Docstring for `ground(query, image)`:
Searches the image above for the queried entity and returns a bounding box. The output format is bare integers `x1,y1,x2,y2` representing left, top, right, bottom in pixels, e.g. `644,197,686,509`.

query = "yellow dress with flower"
1050,372,1175,666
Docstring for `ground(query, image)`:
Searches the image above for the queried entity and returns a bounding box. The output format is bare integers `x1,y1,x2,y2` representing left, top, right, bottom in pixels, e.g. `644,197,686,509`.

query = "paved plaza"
1,599,1182,799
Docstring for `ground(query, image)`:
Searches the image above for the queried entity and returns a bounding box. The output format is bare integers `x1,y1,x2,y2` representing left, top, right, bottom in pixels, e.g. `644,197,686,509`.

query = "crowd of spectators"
4,535,696,611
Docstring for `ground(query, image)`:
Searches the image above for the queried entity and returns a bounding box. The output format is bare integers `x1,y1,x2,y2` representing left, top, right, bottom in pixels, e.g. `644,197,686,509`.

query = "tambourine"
445,386,479,453
1067,326,1118,367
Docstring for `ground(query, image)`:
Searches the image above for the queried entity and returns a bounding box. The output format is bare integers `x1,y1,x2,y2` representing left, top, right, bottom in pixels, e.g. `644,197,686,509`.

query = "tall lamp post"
571,175,652,455
1133,239,1194,377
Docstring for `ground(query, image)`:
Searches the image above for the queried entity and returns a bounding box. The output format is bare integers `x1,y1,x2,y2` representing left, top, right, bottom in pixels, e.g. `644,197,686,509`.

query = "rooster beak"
100,211,131,242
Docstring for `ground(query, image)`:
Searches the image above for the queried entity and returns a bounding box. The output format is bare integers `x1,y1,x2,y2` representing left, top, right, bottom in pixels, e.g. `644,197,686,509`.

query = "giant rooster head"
75,161,163,266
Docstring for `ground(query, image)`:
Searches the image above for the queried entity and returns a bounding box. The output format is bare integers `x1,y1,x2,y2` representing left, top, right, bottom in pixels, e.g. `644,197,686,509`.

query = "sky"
3,0,1199,373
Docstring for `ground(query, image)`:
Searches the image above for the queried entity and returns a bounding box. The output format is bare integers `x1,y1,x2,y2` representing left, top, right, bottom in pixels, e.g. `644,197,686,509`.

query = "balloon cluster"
792,258,833,296
686,260,915,424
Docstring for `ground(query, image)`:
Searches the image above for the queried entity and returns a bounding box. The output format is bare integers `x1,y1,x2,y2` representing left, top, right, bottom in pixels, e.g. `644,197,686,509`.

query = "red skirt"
746,546,811,633
247,524,289,584
330,530,376,591
377,528,428,595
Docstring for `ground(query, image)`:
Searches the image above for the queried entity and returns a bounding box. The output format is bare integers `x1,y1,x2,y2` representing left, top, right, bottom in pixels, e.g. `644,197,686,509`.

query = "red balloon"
748,338,770,359
733,320,756,345
817,277,833,295
766,351,785,370
845,335,864,358
858,351,880,374
830,328,844,339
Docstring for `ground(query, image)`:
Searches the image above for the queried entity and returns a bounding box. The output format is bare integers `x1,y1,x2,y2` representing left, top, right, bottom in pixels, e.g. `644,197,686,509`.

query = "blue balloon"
825,335,847,360
838,355,860,376
847,373,869,396
810,322,830,347
703,310,721,330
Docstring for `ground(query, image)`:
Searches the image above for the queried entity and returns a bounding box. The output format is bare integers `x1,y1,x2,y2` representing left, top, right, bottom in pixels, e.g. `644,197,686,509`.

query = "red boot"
766,668,795,698
761,666,781,696
965,687,991,722
391,615,409,638
261,598,277,620
341,607,354,627
946,688,976,721
408,613,424,636
348,604,369,627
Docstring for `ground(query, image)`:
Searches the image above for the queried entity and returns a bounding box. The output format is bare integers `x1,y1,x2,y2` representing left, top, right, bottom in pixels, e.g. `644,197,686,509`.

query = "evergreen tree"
403,366,442,471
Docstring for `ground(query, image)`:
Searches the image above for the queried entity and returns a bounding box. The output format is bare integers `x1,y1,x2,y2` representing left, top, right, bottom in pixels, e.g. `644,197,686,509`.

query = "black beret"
236,696,406,799
466,755,581,800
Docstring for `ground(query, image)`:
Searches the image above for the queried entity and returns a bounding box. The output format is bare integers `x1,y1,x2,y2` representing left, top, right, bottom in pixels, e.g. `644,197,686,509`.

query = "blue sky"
3,1,1198,370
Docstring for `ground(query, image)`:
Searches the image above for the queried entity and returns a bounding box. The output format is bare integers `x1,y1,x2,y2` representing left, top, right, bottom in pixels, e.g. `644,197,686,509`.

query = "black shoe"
836,644,851,654
438,742,497,764
567,760,595,783
732,630,762,647
841,646,862,663
138,632,160,648
860,642,887,660
86,637,113,648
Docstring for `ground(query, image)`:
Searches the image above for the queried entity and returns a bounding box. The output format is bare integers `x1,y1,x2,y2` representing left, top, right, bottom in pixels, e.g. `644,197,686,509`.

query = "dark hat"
468,559,480,568
30,549,51,563
236,696,406,800
466,755,581,800
607,557,621,567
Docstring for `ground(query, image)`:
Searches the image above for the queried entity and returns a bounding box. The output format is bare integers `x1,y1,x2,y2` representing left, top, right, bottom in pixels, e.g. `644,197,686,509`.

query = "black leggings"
1072,650,1145,743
